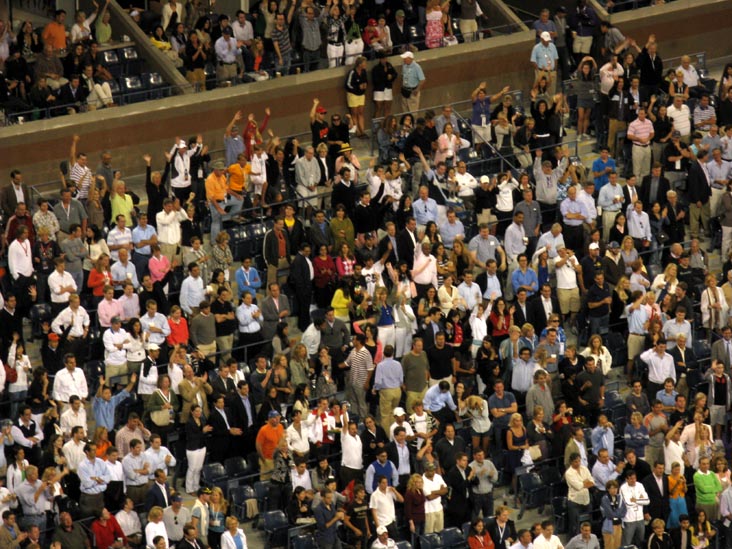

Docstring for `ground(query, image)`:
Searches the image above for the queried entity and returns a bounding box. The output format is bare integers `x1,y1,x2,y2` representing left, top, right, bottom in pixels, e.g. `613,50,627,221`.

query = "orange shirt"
43,22,67,50
227,163,251,193
205,172,228,202
256,423,284,459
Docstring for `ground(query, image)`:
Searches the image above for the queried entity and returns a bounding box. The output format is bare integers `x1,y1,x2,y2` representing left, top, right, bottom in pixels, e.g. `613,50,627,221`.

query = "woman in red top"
488,297,514,347
167,305,189,346
87,253,113,299
243,108,270,160
313,244,337,308
404,473,426,545
468,518,495,549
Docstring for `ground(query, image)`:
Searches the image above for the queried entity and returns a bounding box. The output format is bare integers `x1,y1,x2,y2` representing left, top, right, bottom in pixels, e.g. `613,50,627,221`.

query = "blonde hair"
148,506,164,521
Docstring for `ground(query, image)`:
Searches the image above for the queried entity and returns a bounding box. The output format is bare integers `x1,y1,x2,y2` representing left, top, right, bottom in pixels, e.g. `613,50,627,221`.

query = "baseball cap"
147,343,160,351
400,51,414,60
556,5,567,12
268,410,281,418
377,526,388,535
368,18,377,26
396,9,405,16
316,106,327,114
130,9,140,16
111,316,122,324
424,462,437,470
540,31,551,41
198,487,212,495
223,26,233,35
480,175,490,183
393,407,406,416
589,243,600,250
556,243,566,250
608,241,620,249
672,130,681,138
211,159,226,170
171,495,183,502
48,333,60,341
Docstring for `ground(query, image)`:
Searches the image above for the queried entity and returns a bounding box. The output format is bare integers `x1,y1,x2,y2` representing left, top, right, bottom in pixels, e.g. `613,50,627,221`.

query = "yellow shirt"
205,172,228,202
110,193,134,226
227,163,251,193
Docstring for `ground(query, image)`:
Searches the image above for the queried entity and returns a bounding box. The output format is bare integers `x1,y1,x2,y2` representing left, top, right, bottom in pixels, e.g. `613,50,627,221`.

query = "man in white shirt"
640,339,677,401
250,144,268,197
116,497,143,545
291,460,314,493
667,95,692,142
286,410,311,458
340,420,363,487
50,294,91,360
422,463,447,533
62,425,87,472
141,301,172,348
533,521,564,549
619,469,650,547
537,223,565,260
47,257,77,315
565,452,593,536
60,395,87,438
180,263,206,317
457,271,482,314
52,352,89,407
102,316,131,381
510,529,535,549
156,198,189,263
8,225,34,282
10,406,44,464
369,475,403,538
143,434,177,479
231,10,254,47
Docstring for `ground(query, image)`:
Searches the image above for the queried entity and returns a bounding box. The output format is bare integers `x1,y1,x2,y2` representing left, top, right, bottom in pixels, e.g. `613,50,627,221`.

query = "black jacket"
636,47,664,88
289,253,313,294
528,295,560,334
687,160,712,204
144,482,171,511
386,441,416,475
397,228,418,269
639,175,671,207
485,518,517,548
642,473,670,521
263,228,291,267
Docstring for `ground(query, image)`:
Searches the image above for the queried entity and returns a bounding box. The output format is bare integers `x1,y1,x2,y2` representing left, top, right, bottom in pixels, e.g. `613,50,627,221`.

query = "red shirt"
167,316,190,346
91,516,127,549
87,268,112,296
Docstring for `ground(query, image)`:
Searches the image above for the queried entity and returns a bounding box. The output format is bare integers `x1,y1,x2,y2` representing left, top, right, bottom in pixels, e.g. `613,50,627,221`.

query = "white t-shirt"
422,473,446,513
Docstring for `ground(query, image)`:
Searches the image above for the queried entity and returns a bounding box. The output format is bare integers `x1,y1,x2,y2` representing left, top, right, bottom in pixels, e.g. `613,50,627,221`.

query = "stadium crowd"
3,1,732,549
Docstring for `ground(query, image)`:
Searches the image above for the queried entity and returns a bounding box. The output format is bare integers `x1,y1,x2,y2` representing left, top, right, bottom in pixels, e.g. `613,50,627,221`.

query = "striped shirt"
627,118,654,146
693,105,716,131
271,24,292,56
346,346,374,386
70,162,93,199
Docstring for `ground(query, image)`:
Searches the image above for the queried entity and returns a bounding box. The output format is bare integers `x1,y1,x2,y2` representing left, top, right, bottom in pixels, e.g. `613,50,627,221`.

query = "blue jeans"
10,390,27,420
209,195,243,239
275,51,292,76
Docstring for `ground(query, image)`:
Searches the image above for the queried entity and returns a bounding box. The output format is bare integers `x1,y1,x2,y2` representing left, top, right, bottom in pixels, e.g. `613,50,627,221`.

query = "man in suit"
262,217,291,289
260,283,291,340
289,242,314,332
711,325,732,372
513,288,531,326
621,174,640,212
419,307,444,350
378,222,400,266
228,380,255,455
0,170,32,219
144,468,171,511
207,394,242,464
386,426,415,492
444,452,473,528
640,163,671,207
178,364,213,425
210,363,236,400
529,283,560,334
434,423,466,476
0,511,27,548
666,190,687,247
178,522,206,549
669,333,698,396
56,74,88,113
642,461,670,522
687,149,712,240
309,210,334,253
397,217,419,269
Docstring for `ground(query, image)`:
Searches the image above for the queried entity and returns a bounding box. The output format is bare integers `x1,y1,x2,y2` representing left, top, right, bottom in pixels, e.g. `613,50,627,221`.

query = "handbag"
528,445,543,461
4,364,17,384
656,230,670,245
150,390,172,426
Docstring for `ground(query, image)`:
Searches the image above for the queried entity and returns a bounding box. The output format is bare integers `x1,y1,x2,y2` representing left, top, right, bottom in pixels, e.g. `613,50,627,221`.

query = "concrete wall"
2,0,732,187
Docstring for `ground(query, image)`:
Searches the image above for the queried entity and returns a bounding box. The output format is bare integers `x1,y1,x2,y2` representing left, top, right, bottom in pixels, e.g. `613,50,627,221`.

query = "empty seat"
419,533,442,549
262,510,288,546
442,527,467,548
292,534,316,549
121,76,146,103
201,463,227,490
145,72,168,99
224,457,249,478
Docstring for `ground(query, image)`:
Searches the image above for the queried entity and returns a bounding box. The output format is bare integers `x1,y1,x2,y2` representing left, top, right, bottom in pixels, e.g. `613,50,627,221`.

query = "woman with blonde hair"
667,462,688,528
651,263,679,296
290,344,311,388
463,395,491,455
404,473,426,546
701,273,729,334
620,236,639,276
208,486,229,549
144,507,167,549
611,276,632,332
687,424,713,470
505,413,529,500
92,426,112,458
581,334,613,376
220,516,248,549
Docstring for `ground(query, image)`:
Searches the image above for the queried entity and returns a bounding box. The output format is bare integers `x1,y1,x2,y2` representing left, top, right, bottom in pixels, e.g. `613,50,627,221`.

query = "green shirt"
693,470,722,505
96,20,112,44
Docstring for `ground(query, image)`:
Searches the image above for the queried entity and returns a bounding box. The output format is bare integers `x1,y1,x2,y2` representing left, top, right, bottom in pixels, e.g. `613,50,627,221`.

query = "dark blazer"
418,319,444,350
56,82,88,111
289,253,313,294
361,424,389,464
512,301,530,327
263,228,291,267
397,228,418,269
687,160,712,204
0,182,32,218
177,538,206,549
260,294,291,339
710,338,730,370
206,406,233,463
528,295,560,334
308,222,334,252
669,345,698,381
386,441,416,476
642,473,670,520
485,517,517,548
210,375,236,400
622,183,640,212
670,527,693,549
639,175,671,207
144,482,171,511
445,465,472,511
378,234,398,266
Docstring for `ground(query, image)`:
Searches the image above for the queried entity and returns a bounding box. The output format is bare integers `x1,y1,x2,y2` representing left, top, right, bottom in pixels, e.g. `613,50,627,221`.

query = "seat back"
202,463,226,485
224,457,248,477
292,534,316,549
103,50,120,64
442,527,465,547
396,542,413,549
262,510,288,533
419,533,442,549
121,47,139,61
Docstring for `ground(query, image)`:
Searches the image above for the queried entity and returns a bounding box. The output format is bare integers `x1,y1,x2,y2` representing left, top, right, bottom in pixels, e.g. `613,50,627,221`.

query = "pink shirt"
98,298,124,328
148,255,170,284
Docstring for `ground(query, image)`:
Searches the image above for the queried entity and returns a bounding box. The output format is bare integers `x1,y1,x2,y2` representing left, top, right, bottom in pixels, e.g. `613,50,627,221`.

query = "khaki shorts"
710,404,726,426
557,287,580,314
627,333,645,362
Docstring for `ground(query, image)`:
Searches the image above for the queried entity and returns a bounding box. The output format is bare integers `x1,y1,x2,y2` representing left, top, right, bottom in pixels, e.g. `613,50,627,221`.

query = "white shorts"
374,89,393,102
